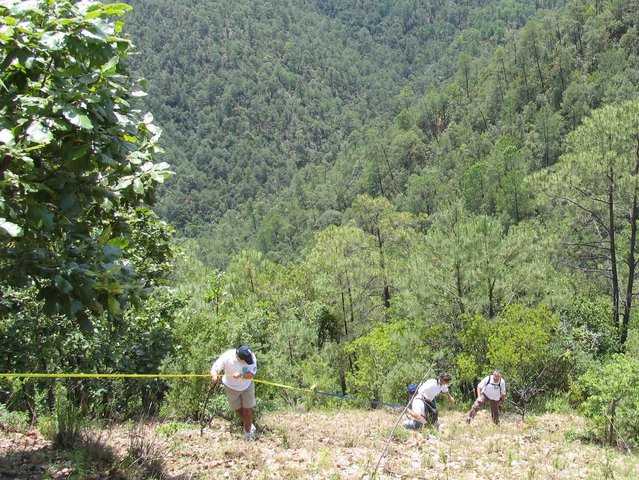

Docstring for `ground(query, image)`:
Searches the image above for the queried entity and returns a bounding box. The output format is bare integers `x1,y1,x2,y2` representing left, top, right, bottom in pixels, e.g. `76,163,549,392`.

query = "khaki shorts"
225,382,255,410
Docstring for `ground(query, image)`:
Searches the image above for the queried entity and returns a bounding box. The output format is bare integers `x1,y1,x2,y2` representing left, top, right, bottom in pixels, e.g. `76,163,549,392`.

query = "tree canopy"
0,0,172,318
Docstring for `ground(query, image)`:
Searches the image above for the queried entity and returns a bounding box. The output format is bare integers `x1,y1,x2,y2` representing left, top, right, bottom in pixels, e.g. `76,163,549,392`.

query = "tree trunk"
621,141,639,346
607,168,621,343
340,289,348,337
531,30,545,91
488,278,496,318
455,260,465,314
376,229,391,310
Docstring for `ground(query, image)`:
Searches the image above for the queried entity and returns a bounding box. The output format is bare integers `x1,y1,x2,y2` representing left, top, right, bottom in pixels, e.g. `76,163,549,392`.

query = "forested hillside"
122,0,565,265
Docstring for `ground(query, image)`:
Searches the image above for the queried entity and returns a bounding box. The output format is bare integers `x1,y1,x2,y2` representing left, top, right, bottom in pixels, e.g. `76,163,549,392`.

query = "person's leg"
404,398,425,430
467,394,486,423
239,383,256,437
234,408,247,429
489,399,500,424
224,386,248,432
242,407,253,432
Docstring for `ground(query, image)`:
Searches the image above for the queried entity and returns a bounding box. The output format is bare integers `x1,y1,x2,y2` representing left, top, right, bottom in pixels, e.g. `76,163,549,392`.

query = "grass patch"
0,404,28,432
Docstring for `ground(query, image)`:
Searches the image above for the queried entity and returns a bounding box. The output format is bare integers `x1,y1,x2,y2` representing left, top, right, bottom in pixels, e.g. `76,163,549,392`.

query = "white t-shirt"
210,349,257,391
478,375,506,401
417,378,448,401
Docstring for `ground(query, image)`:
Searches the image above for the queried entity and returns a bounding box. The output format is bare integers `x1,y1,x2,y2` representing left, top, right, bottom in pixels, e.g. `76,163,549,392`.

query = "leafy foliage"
0,0,172,317
577,355,639,447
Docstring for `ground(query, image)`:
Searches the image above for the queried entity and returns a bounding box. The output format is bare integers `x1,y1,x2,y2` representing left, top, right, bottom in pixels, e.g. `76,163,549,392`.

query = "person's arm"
406,408,426,424
446,391,456,404
476,376,487,399
210,355,224,383
231,371,255,379
499,380,506,405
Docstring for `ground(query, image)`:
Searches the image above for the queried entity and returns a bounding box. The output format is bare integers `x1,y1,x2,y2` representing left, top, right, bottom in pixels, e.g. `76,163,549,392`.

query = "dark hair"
439,373,452,382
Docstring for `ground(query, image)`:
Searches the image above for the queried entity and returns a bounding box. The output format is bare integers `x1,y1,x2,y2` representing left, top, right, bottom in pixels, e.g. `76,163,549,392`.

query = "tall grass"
38,385,85,448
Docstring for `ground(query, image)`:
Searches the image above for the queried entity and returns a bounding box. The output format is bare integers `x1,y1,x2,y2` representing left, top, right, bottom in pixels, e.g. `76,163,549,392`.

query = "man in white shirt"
211,345,258,440
404,374,456,430
466,370,506,425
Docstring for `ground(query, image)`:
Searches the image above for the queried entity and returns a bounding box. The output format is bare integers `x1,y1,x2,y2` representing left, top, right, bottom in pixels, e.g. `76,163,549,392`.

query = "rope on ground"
370,366,433,480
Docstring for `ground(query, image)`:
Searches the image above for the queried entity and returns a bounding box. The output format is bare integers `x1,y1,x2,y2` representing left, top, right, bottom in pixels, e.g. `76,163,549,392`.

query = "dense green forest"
2,0,639,456
123,0,567,265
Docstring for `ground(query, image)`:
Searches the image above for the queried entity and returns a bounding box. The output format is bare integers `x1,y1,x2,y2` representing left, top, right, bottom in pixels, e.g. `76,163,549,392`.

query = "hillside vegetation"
122,0,570,265
2,1,639,478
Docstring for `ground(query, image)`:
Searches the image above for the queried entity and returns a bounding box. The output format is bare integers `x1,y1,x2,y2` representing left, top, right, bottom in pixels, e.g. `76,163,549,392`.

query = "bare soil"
1,410,637,479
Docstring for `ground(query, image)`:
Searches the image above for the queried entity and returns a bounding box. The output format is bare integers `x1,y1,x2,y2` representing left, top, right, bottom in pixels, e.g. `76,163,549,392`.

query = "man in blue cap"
211,345,258,440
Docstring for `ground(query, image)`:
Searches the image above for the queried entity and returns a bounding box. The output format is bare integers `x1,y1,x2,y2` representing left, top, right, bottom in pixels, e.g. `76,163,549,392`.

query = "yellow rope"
0,373,310,391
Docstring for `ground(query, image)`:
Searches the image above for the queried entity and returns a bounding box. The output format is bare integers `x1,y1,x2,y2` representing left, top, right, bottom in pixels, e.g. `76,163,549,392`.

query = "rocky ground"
1,409,638,479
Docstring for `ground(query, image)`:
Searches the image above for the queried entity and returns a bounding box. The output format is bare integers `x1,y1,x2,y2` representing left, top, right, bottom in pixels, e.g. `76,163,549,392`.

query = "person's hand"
450,396,456,404
232,372,242,379
211,373,220,384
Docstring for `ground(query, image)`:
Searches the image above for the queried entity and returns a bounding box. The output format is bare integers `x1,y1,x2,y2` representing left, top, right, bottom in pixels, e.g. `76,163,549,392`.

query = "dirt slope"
1,410,638,479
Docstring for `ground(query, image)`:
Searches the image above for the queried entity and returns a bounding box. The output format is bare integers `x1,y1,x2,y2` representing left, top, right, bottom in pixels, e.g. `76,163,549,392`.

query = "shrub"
0,403,28,432
577,354,639,448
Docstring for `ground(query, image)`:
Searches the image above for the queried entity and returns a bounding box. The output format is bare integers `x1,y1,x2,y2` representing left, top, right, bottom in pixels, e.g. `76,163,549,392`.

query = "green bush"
0,403,28,432
577,354,639,448
542,392,572,414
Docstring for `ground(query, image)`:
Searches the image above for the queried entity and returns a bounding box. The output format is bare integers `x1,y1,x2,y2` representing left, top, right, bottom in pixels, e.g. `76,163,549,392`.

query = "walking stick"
200,381,221,436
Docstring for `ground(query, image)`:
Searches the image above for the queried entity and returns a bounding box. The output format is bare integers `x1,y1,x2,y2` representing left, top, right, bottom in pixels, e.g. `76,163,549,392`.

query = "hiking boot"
466,417,471,425
433,420,440,431
244,431,255,441
250,424,256,434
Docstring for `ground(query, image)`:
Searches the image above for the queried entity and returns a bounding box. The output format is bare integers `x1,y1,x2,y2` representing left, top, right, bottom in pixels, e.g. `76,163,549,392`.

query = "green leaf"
97,226,112,247
101,56,119,73
0,129,14,146
0,218,22,237
63,147,92,172
0,25,15,41
107,295,121,315
54,275,74,295
40,31,66,50
10,1,44,16
100,197,113,211
85,3,132,19
78,73,99,84
59,192,79,212
81,28,108,42
133,178,145,195
27,204,54,229
25,121,53,144
62,106,93,130
115,176,133,190
103,244,122,261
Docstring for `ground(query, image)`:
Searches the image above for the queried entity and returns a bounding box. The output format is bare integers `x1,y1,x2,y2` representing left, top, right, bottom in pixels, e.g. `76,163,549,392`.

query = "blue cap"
236,345,254,365
407,383,418,394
